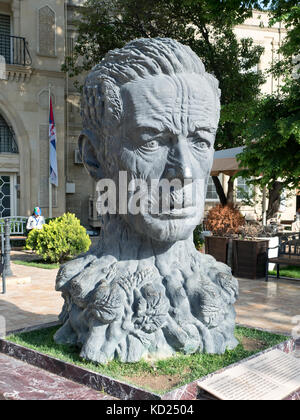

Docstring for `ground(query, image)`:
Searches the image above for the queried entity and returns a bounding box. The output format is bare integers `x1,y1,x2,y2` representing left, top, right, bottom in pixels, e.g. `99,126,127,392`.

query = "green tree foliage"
238,94,300,217
26,213,91,263
238,0,300,218
65,0,264,146
65,0,265,205
265,0,300,73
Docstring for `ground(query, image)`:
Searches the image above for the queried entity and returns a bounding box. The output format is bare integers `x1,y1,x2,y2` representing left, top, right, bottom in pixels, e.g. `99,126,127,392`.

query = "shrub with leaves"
193,224,204,250
26,213,91,263
238,222,263,240
205,204,245,236
238,222,278,239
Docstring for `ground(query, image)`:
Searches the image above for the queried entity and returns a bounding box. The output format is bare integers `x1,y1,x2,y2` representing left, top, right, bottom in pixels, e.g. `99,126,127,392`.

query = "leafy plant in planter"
205,204,245,236
233,223,272,279
26,213,91,263
204,204,245,264
232,239,269,279
205,206,276,278
237,222,263,240
238,222,278,239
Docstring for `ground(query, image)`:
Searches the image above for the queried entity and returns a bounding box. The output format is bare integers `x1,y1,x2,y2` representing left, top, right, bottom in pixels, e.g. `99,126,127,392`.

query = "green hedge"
193,224,204,250
25,213,91,263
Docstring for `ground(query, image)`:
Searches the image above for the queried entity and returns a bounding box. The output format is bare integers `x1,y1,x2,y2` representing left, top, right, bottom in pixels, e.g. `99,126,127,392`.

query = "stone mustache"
54,38,239,363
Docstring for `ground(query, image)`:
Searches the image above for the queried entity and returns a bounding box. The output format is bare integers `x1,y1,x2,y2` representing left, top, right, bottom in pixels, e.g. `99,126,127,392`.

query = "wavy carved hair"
80,38,221,174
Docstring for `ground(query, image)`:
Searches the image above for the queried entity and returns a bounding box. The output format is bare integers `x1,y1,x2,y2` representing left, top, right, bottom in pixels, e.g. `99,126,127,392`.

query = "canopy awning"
211,146,245,176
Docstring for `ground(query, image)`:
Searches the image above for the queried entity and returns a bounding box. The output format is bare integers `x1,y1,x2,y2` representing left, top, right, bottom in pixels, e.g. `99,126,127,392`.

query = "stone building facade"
205,11,298,224
0,0,95,226
0,0,66,220
0,2,297,227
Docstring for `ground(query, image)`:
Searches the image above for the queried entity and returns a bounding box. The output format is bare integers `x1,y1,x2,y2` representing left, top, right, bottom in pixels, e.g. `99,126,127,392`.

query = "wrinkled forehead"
121,73,219,134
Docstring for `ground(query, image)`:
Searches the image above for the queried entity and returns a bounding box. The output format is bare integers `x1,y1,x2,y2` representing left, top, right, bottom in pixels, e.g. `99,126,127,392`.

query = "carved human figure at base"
54,38,239,363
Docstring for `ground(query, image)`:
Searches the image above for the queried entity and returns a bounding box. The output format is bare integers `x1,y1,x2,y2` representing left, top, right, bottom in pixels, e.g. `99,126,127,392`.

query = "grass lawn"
12,260,60,270
268,265,300,279
7,326,288,394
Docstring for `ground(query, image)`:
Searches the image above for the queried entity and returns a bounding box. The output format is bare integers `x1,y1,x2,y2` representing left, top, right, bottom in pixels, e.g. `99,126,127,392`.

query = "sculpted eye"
190,138,211,152
198,141,209,150
139,140,160,152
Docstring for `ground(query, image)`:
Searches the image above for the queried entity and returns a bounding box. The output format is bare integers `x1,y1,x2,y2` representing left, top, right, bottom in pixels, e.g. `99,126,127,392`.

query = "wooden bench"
266,232,300,281
0,216,28,252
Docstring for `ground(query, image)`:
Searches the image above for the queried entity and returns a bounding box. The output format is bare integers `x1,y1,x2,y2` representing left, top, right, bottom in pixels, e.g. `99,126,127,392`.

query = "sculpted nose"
165,136,193,181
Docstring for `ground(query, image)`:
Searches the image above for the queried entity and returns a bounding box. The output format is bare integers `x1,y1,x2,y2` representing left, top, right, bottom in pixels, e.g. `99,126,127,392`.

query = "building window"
38,6,56,56
0,175,11,217
206,176,219,201
236,176,252,201
0,14,10,34
0,14,11,65
67,36,74,58
0,114,18,153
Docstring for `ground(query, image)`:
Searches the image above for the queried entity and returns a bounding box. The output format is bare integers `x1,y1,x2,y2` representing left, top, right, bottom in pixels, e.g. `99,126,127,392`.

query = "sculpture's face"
116,73,218,243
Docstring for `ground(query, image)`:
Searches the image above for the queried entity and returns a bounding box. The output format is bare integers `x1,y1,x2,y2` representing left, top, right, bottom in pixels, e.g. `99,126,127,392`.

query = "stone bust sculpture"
55,38,239,363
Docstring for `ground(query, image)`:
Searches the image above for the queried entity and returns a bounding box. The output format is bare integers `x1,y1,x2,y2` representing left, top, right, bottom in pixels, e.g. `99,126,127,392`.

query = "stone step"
0,353,116,400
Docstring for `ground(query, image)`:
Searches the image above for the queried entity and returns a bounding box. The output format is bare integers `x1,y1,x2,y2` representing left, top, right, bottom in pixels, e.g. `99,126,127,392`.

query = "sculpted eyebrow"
136,122,172,135
192,124,217,134
137,125,162,133
136,123,217,137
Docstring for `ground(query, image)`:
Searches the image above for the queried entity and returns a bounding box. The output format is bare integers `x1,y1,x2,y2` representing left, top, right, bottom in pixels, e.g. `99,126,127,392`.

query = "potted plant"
204,204,245,265
232,223,269,279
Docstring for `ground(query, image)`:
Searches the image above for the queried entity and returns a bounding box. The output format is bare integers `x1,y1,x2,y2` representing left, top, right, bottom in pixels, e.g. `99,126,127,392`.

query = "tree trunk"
212,176,227,206
266,181,283,220
227,176,234,204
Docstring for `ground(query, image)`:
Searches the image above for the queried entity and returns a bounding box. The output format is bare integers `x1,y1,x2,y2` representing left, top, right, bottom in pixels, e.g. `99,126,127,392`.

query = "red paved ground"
0,353,116,400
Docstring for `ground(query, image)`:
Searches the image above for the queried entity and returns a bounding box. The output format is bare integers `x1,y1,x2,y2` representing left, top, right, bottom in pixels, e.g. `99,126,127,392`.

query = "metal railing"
0,34,32,66
1,219,12,294
0,217,28,293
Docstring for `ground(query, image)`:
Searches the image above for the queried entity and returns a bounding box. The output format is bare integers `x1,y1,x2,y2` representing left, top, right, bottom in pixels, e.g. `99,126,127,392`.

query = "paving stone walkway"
0,252,299,336
235,277,300,336
0,260,62,333
0,252,299,400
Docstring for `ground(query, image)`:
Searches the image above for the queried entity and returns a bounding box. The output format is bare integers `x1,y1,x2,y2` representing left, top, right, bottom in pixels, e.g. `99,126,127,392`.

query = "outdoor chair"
266,232,300,281
0,216,28,252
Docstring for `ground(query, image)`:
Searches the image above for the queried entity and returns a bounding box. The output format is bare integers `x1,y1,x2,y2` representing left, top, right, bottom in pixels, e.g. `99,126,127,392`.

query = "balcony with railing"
0,33,32,67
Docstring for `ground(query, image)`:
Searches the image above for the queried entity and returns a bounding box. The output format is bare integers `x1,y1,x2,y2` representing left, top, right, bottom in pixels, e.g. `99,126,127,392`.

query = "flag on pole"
49,97,58,186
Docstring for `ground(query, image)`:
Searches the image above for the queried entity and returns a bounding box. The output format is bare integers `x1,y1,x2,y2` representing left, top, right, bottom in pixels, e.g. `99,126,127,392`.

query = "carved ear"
78,130,104,181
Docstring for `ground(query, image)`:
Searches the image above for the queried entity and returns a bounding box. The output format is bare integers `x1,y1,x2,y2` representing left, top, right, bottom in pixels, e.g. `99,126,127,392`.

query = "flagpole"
49,83,52,218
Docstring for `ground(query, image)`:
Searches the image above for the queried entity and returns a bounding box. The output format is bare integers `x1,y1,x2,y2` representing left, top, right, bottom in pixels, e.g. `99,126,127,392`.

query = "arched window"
0,114,18,153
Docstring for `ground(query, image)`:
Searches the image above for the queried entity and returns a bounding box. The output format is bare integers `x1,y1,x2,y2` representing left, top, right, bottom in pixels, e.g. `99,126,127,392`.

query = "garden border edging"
0,329,299,400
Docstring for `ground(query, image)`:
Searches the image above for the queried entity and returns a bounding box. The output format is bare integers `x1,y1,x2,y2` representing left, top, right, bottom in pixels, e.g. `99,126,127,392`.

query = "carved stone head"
79,38,220,242
55,39,238,365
